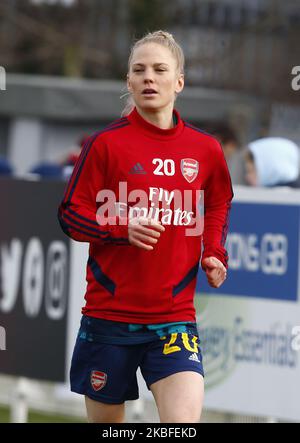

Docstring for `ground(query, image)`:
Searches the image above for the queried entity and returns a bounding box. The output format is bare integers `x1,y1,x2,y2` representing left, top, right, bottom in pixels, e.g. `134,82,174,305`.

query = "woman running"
58,30,233,423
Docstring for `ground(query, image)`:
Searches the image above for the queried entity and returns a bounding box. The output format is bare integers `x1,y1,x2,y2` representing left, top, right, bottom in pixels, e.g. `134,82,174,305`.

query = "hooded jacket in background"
248,137,300,187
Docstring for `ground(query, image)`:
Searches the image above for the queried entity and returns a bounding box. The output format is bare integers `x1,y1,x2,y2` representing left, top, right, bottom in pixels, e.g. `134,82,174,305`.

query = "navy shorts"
70,315,204,404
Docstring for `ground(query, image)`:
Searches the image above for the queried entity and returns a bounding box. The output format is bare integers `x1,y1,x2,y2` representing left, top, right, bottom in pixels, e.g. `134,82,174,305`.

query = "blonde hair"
121,30,185,117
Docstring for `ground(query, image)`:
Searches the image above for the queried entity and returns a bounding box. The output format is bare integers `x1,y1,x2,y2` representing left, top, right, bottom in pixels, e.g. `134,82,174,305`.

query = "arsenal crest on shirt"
91,370,107,391
181,158,199,183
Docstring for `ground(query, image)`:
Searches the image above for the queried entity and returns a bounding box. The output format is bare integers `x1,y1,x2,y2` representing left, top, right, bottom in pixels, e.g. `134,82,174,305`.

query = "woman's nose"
143,69,154,82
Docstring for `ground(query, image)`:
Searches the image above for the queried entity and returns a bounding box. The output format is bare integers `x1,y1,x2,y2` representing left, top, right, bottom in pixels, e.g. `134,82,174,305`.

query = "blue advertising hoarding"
197,202,300,302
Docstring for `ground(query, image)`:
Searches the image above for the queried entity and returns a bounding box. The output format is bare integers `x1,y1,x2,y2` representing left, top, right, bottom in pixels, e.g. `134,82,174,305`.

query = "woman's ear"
175,74,184,94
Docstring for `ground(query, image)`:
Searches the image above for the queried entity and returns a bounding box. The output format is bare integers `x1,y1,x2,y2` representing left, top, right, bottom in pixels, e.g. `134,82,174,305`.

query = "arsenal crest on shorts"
181,158,199,183
91,370,107,391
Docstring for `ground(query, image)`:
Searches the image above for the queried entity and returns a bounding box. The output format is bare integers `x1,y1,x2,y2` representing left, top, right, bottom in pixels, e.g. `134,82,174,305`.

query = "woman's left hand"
202,256,227,288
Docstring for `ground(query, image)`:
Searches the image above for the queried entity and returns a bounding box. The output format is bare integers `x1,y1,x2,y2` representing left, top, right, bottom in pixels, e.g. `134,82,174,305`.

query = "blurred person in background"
244,137,300,188
58,30,233,423
211,125,246,185
28,135,89,180
61,134,90,168
60,134,90,180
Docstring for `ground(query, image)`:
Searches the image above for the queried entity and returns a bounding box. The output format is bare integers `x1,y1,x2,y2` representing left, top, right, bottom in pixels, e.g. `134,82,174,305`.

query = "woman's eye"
133,69,166,73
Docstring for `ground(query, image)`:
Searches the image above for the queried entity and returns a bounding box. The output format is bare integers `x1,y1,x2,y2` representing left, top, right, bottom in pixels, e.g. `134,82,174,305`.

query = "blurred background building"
0,0,299,177
1,0,299,101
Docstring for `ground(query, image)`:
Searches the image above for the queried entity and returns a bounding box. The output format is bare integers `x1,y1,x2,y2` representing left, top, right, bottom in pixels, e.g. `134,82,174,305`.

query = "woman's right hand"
128,217,166,251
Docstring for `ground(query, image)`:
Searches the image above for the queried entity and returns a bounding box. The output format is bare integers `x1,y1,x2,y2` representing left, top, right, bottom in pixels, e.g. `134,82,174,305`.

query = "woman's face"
127,43,184,112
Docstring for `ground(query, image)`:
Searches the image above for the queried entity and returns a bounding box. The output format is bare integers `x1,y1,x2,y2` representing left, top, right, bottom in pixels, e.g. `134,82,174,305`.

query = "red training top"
58,107,233,323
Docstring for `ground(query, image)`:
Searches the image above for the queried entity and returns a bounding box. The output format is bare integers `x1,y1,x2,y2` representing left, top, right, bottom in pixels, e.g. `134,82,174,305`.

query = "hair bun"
156,30,174,40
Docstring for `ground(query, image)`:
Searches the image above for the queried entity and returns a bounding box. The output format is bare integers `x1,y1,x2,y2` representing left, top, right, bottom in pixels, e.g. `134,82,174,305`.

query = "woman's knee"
159,407,201,423
85,396,125,423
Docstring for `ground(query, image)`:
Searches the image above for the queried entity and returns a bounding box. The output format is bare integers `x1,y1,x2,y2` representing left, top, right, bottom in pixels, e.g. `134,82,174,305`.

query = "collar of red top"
127,106,184,140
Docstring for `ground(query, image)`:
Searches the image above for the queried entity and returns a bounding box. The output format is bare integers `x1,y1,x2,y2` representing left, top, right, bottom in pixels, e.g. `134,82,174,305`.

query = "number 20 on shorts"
163,332,199,355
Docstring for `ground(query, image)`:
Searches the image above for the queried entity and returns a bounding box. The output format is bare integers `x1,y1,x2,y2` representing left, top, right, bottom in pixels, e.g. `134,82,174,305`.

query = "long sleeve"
201,141,234,269
58,134,130,245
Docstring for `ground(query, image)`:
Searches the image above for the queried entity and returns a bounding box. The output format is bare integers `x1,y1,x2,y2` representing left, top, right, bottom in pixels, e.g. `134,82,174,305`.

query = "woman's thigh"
150,371,204,423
